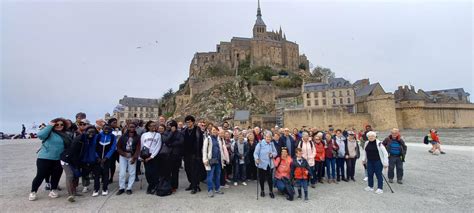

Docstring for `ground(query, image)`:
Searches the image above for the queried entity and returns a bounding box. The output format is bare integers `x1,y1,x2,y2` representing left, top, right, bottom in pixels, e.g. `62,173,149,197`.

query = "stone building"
355,82,387,113
189,0,309,78
302,78,355,113
108,95,161,125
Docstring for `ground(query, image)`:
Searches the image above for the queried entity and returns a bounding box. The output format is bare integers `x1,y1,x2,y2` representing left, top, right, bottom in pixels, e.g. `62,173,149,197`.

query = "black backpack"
155,177,172,197
423,135,429,145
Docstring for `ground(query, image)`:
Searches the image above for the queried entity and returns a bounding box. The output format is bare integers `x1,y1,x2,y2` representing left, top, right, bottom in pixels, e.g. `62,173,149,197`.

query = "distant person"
345,131,360,182
360,125,373,181
177,121,184,131
278,128,296,158
273,148,294,200
75,112,86,125
313,135,326,184
324,133,338,184
246,133,258,181
383,128,407,184
163,120,184,192
61,125,98,202
254,132,277,199
361,131,388,194
202,125,227,198
233,132,249,186
108,118,121,184
183,115,205,194
334,129,348,182
140,122,162,195
92,125,117,197
297,132,316,188
29,118,71,201
291,148,312,201
116,123,141,195
95,118,106,132
21,124,26,139
428,129,445,155
159,116,166,126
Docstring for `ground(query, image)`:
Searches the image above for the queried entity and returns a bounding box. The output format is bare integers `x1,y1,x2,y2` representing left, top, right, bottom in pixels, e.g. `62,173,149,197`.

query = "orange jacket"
431,132,441,144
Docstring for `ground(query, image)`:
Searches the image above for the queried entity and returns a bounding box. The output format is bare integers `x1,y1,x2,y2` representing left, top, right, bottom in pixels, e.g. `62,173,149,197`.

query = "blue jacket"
81,134,98,164
95,132,117,160
253,139,277,170
37,125,64,160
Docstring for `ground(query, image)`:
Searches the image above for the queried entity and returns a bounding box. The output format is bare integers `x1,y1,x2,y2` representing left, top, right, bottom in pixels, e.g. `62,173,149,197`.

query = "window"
332,91,336,97
340,98,343,104
240,121,246,125
315,92,319,98
307,100,311,107
347,90,350,96
323,100,327,105
333,99,336,105
348,98,351,104
339,91,343,97
315,100,319,106
134,113,137,118
322,92,326,98
306,93,310,98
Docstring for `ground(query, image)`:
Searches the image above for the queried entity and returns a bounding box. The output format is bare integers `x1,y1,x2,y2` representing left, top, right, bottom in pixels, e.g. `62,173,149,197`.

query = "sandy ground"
0,139,473,213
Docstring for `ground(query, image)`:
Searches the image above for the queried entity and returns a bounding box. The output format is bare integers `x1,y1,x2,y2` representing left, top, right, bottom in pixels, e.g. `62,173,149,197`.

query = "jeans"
119,155,136,190
207,163,221,192
325,158,336,179
309,166,316,184
295,179,308,198
233,163,247,182
31,159,63,192
93,160,111,192
81,163,94,187
62,164,79,196
388,156,404,180
367,160,383,190
274,178,286,193
346,158,357,179
336,158,345,179
315,161,324,182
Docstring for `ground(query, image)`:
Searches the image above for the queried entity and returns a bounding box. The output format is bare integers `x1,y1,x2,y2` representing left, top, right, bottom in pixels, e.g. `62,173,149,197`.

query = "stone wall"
283,108,372,130
251,85,300,103
396,102,474,129
366,94,398,130
189,76,236,98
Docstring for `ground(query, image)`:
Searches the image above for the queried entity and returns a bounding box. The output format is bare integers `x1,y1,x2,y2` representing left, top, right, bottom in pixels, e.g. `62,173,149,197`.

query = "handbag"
140,146,151,159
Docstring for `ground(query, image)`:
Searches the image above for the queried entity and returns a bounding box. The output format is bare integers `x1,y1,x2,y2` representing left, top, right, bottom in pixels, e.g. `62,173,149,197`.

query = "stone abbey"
189,0,309,78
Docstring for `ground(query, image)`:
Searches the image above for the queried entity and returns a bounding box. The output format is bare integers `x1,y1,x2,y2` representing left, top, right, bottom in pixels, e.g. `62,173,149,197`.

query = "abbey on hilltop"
189,0,309,78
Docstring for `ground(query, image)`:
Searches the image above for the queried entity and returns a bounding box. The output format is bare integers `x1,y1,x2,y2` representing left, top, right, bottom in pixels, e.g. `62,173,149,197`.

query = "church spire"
257,0,262,17
253,0,266,38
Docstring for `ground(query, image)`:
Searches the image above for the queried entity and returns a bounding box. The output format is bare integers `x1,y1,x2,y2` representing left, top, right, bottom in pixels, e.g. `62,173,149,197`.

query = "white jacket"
361,139,389,167
202,135,229,171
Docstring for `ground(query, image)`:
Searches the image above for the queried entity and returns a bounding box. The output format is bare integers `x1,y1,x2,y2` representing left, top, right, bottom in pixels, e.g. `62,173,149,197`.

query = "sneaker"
67,195,75,202
102,190,108,196
126,190,132,195
82,187,89,193
364,187,374,192
440,151,446,154
223,184,230,189
92,191,99,197
428,150,433,153
375,189,383,194
304,197,309,201
29,192,37,201
116,189,125,195
48,190,59,198
234,182,238,186
215,190,224,195
44,183,51,191
397,180,403,184
389,179,394,183
208,191,214,198
363,177,368,182
242,182,247,186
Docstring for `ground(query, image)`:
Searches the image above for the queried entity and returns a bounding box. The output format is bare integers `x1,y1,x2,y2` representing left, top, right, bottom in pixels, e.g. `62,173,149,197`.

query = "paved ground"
0,139,473,212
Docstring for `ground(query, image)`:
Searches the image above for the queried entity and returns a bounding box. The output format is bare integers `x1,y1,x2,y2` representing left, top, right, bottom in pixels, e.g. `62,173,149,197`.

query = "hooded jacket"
95,132,117,160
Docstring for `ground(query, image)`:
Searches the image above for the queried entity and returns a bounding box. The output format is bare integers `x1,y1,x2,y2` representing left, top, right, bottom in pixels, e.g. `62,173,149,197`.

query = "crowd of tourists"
29,112,443,202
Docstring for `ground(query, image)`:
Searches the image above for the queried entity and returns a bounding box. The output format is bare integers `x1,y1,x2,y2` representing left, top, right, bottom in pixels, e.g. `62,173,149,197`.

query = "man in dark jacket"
278,128,296,158
382,128,407,184
182,115,205,194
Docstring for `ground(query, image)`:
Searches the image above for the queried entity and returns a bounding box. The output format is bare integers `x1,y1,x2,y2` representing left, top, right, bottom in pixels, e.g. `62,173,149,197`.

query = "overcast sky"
1,0,472,133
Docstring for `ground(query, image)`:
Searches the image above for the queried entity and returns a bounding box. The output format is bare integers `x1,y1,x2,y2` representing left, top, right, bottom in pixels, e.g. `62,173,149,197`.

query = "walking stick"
382,174,394,193
256,164,259,200
140,160,144,190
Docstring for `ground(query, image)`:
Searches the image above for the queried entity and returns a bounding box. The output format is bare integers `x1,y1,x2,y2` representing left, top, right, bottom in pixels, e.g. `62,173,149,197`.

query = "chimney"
404,85,409,90
398,86,403,91
410,85,415,91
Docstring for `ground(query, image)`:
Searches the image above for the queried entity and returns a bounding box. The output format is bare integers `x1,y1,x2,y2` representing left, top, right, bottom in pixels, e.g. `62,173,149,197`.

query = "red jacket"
315,142,325,162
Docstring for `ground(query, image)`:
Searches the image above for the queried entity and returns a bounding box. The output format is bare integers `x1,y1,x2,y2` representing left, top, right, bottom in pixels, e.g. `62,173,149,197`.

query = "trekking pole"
256,165,259,200
382,174,394,193
140,160,144,190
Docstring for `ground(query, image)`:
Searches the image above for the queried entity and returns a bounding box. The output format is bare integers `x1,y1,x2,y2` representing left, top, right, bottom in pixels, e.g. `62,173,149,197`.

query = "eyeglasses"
55,123,64,127
79,123,87,126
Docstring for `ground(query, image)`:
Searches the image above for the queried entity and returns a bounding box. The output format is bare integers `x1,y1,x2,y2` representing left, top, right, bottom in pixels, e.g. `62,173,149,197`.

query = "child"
291,148,312,201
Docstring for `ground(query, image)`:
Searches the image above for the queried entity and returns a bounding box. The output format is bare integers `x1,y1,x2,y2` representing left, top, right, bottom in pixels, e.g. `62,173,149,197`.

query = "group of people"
29,112,420,202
